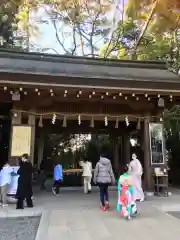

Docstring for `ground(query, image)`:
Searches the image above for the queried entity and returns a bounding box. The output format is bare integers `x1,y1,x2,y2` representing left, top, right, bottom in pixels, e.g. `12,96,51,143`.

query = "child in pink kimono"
117,166,138,220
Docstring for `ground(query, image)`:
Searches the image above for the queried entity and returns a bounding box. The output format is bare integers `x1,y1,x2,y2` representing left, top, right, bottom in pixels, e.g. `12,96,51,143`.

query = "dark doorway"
42,133,114,186
0,103,12,168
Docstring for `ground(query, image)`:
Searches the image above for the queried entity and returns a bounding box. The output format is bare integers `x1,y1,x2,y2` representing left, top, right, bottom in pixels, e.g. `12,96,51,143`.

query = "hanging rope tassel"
115,117,119,129
62,116,67,127
90,116,94,128
38,115,43,128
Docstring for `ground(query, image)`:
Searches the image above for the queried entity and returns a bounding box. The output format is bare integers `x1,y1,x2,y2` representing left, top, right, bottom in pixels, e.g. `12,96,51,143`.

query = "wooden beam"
0,72,180,95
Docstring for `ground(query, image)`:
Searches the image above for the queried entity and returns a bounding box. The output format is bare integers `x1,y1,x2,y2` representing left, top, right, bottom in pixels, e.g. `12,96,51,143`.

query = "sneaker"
132,210,139,217
52,187,57,196
0,203,2,206
27,205,33,208
140,198,144,202
100,206,107,211
105,201,110,209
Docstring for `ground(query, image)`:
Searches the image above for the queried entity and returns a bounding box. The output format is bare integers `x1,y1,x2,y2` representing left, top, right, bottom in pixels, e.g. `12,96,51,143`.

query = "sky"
28,1,123,56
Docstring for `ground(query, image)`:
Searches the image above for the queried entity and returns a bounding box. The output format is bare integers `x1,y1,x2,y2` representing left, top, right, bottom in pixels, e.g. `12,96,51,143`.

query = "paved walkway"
1,188,180,240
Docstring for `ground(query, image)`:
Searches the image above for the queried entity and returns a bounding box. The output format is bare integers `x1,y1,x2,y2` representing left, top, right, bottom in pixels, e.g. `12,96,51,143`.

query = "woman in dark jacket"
16,153,33,209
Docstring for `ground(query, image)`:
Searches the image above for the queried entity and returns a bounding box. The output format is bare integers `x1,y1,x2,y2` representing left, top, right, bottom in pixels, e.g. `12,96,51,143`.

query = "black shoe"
27,205,33,208
88,191,91,194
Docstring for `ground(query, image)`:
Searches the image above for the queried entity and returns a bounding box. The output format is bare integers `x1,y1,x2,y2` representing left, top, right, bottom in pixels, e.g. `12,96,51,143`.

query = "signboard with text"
10,126,32,156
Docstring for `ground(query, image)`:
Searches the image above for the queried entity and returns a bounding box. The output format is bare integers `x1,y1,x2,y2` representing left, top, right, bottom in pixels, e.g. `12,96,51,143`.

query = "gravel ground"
0,216,41,240
167,211,180,220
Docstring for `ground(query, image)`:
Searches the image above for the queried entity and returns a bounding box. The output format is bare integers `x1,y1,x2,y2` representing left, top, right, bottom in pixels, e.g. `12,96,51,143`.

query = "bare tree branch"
54,10,99,52
90,11,101,57
71,25,77,55
51,19,71,54
103,0,126,58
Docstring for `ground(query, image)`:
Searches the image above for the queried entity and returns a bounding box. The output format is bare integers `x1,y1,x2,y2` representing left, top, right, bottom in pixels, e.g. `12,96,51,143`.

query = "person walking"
94,152,115,211
16,154,33,209
39,158,51,190
52,160,63,196
117,165,138,220
0,161,13,207
128,153,144,202
79,157,92,194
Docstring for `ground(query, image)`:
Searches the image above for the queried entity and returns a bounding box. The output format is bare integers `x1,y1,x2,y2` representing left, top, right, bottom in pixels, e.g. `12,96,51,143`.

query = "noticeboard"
10,126,32,157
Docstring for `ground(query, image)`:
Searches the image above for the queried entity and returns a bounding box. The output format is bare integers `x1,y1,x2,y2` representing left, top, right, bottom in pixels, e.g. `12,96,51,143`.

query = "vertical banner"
149,123,165,165
10,126,32,157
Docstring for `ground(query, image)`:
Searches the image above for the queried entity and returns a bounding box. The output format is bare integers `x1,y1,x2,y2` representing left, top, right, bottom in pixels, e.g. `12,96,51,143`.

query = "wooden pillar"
113,136,120,175
37,131,44,169
143,116,153,190
28,114,36,165
123,133,130,165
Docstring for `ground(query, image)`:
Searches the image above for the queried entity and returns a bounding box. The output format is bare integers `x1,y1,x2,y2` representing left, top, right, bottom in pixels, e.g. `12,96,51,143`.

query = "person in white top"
79,158,92,194
0,162,13,207
128,153,144,202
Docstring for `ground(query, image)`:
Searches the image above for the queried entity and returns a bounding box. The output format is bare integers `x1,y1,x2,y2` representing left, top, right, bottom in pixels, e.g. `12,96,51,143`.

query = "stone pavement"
0,216,40,240
1,188,180,240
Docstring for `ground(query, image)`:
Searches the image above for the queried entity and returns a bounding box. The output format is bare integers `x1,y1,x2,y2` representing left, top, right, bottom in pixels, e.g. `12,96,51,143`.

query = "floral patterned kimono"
117,173,137,219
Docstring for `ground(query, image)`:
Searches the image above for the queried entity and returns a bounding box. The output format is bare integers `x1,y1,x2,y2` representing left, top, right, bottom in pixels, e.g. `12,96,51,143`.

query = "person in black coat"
16,153,33,209
39,158,51,190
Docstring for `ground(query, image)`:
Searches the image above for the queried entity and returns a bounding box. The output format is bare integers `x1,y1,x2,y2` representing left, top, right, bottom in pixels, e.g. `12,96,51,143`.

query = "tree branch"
51,18,71,54
90,11,100,57
131,0,158,60
71,25,77,55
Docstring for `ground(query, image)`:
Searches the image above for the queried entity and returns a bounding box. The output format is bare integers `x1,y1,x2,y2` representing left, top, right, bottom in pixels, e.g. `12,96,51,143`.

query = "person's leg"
131,202,138,216
87,177,92,193
83,177,88,194
52,181,57,195
26,196,33,208
1,184,8,206
104,185,109,209
56,180,61,195
16,197,24,209
40,171,46,190
138,178,144,201
104,185,109,202
99,185,105,207
0,186,2,205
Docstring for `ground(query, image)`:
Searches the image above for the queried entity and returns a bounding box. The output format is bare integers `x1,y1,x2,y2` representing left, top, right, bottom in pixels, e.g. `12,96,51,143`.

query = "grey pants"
83,177,92,193
0,184,8,204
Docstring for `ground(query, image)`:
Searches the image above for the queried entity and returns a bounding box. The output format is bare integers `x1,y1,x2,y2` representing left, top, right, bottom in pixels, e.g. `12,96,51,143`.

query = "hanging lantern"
90,116,94,128
62,116,67,127
115,117,119,128
38,115,43,128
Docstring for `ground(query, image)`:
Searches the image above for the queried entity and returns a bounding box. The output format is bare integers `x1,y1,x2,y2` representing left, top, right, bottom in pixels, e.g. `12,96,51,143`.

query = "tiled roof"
0,50,179,83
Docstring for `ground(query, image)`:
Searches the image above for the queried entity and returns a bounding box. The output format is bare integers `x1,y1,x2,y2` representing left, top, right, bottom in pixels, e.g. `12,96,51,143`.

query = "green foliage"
137,36,171,60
